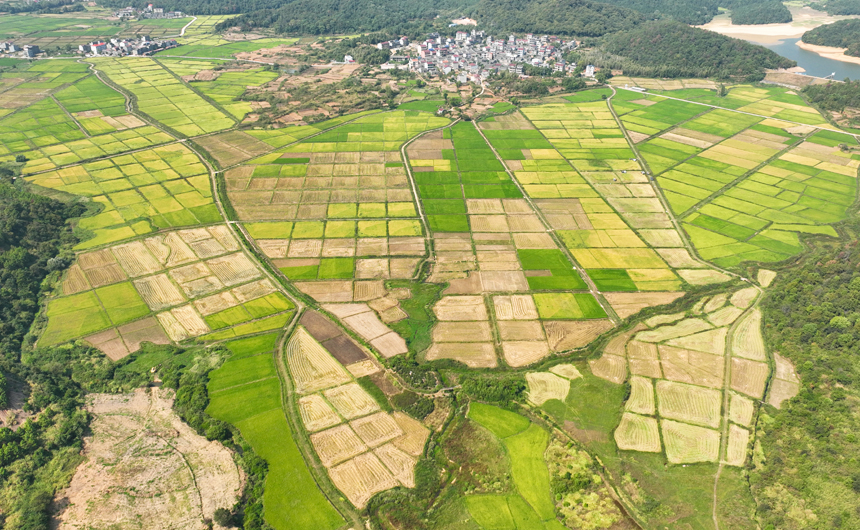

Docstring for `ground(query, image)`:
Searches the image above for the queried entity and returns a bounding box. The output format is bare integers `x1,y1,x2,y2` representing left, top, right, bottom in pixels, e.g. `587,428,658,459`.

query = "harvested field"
342,311,392,340
677,269,731,286
434,296,488,321
730,287,758,309
433,322,493,342
657,248,703,268
732,309,765,361
773,352,800,383
493,295,539,320
629,359,662,379
156,306,210,341
324,383,381,420
328,452,398,508
707,306,743,327
589,354,627,384
299,395,343,432
704,294,727,313
626,376,655,415
63,265,90,295
729,393,754,427
730,358,769,398
549,364,582,380
286,327,351,394
614,413,661,453
350,412,404,448
665,328,727,356
645,312,685,328
84,328,131,361
604,292,685,319
112,241,162,277
526,372,570,405
661,419,720,464
207,253,262,286
310,424,368,467
544,320,614,351
426,342,497,368
656,380,721,428
370,332,409,358
768,378,800,409
374,443,417,487
346,360,379,378
134,274,186,311
354,281,386,301
297,281,353,303
117,317,170,353
605,324,647,355
757,269,777,288
144,233,196,268
658,345,724,389
391,412,430,456
627,340,658,359
502,341,550,367
725,425,750,467
636,319,712,343
232,279,276,302
498,321,545,341
56,389,242,530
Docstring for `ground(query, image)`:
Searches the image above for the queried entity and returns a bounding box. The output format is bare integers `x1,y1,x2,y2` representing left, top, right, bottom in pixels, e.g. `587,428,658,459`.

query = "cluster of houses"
0,43,41,58
399,30,582,82
113,4,185,19
78,36,178,57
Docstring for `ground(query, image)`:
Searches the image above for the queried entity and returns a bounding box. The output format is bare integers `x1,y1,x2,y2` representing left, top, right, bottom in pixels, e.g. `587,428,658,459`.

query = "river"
754,37,860,80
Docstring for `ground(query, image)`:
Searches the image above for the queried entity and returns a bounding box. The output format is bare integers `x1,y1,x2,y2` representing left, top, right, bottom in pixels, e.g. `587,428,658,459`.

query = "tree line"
802,19,860,57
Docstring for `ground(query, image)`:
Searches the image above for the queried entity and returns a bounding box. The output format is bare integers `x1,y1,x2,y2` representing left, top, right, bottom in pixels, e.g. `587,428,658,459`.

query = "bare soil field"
56,388,243,530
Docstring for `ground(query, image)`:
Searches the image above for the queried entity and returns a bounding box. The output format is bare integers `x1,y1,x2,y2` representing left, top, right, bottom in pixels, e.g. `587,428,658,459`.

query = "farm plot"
206,334,345,530
680,131,858,267
282,325,428,509
187,67,279,119
614,412,661,453
661,419,720,464
230,110,445,222
94,57,234,136
491,104,696,296
526,372,570,405
46,226,292,352
27,144,218,249
0,60,90,110
467,404,558,524
0,97,85,156
616,96,705,138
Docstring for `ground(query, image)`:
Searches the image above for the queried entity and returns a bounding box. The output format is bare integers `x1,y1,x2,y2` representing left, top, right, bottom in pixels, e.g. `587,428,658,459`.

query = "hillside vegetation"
814,0,860,15
599,20,795,79
802,19,860,57
473,0,643,36
752,217,860,529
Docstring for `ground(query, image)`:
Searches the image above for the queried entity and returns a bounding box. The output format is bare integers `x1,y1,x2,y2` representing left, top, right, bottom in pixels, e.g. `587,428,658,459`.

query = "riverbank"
698,6,857,43
796,41,860,66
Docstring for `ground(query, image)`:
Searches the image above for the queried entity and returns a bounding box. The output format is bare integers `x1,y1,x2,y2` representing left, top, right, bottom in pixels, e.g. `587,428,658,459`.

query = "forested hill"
214,0,477,35
596,0,790,25
472,0,643,36
600,20,796,78
814,0,860,15
802,19,860,57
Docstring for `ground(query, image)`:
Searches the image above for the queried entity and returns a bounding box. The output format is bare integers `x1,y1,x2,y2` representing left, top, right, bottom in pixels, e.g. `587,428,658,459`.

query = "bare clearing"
56,389,242,530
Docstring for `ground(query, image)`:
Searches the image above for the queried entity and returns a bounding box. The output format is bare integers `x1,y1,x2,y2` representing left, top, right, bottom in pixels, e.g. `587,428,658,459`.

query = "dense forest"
803,80,860,112
472,0,643,36
216,0,477,35
597,0,791,25
802,19,860,57
752,216,860,529
725,0,792,24
813,0,860,15
598,20,795,79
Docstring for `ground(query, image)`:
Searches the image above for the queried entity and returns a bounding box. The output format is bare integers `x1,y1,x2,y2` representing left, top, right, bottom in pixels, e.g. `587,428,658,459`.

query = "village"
377,30,586,83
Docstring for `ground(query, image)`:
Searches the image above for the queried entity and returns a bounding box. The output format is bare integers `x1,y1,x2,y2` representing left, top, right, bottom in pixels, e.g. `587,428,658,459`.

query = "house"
23,45,39,58
585,64,595,77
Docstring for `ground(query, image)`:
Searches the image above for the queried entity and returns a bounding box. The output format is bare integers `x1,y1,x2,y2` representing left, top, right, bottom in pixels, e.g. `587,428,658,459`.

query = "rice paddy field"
94,57,235,136
7,36,854,530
